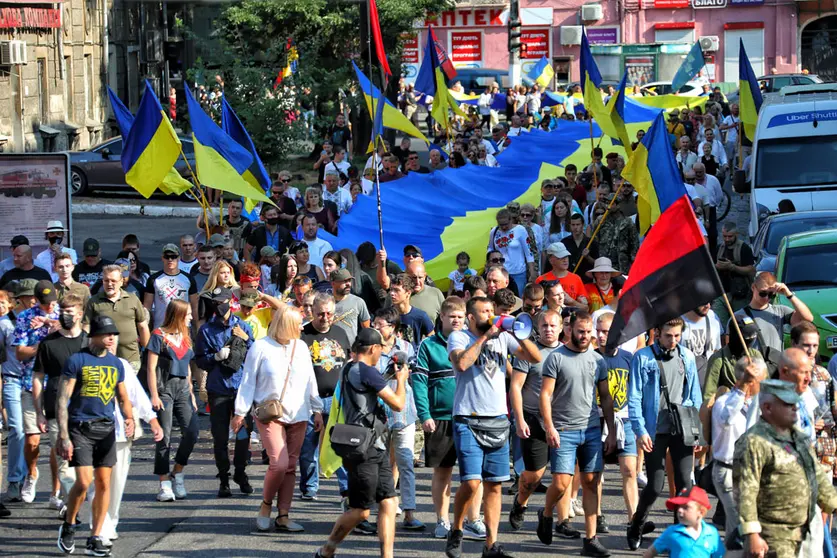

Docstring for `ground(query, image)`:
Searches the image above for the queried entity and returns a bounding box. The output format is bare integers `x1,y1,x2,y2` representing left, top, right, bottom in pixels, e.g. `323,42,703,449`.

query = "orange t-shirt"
585,283,617,312
536,271,587,303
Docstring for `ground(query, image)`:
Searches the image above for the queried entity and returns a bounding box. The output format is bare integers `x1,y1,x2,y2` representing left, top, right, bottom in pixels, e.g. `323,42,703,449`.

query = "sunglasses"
163,254,179,260
280,179,290,183
489,257,506,264
520,212,534,218
522,304,542,313
405,252,421,258
758,290,772,298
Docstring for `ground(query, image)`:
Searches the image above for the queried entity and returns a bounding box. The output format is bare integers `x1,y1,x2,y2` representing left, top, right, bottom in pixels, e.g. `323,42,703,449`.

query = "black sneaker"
353,520,377,535
85,536,112,557
445,528,463,558
0,503,10,518
555,519,581,539
217,475,232,499
597,514,610,534
582,536,611,557
482,542,514,557
58,522,76,554
536,508,553,546
508,498,527,531
626,522,641,551
641,521,656,536
233,471,254,494
59,506,82,526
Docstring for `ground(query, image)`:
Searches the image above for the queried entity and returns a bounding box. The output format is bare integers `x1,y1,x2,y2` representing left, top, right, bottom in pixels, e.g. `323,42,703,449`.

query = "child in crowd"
644,487,723,558
447,251,477,296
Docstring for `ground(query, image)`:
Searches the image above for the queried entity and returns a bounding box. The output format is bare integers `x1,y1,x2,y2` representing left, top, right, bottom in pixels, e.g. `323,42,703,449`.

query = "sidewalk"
72,196,219,218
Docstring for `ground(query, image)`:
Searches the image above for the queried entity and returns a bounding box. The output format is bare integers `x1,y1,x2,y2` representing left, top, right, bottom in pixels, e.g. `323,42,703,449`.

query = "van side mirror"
733,170,750,194
101,148,111,159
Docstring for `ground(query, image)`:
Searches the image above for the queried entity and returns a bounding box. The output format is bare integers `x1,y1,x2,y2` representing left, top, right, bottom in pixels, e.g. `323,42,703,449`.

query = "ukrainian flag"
352,62,428,145
527,56,555,88
580,30,624,147
738,39,764,142
414,26,468,130
120,81,183,199
606,71,632,155
221,98,271,215
622,111,688,234
184,87,273,206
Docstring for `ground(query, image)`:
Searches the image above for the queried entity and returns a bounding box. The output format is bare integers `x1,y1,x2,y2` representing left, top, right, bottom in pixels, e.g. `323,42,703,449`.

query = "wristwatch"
787,292,795,299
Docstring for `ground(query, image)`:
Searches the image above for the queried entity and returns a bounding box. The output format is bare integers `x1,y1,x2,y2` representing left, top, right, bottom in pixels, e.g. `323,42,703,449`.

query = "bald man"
405,261,445,323
0,245,52,289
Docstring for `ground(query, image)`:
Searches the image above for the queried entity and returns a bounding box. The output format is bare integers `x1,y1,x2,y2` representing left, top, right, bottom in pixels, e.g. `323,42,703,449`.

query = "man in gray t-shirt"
331,269,371,346
537,312,615,554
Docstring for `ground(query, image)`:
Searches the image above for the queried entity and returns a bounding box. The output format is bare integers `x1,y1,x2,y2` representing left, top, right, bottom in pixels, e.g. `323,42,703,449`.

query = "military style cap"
760,379,800,405
239,292,259,308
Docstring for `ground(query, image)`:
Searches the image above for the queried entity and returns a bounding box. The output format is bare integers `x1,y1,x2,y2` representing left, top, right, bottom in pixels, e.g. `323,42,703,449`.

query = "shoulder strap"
651,346,675,413
703,315,712,357
743,306,770,359
488,227,498,251
276,340,298,408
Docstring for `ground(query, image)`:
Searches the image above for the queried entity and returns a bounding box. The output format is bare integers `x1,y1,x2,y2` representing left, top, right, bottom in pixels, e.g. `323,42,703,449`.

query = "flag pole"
177,147,212,239
367,0,385,249
588,118,599,188
572,179,624,275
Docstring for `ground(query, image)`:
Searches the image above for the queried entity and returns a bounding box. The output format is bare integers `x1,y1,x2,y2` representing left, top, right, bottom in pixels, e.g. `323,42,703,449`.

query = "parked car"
447,68,510,93
68,136,195,196
752,210,837,273
774,228,837,361
640,80,705,97
757,73,823,94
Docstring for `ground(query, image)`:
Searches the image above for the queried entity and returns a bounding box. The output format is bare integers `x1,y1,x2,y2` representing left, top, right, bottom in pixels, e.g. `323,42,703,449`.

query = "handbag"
253,340,297,424
328,363,380,461
458,416,510,450
654,347,702,447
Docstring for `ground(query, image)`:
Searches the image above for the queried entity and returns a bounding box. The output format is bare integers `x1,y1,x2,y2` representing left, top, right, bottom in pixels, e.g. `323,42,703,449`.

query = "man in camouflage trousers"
733,379,837,558
595,194,639,276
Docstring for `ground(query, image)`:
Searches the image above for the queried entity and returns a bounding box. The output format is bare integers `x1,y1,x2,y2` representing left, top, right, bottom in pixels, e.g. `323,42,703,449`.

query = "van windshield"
755,135,837,188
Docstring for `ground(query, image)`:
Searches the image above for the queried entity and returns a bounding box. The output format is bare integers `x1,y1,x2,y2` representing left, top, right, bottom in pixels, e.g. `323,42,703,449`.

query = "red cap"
665,486,711,512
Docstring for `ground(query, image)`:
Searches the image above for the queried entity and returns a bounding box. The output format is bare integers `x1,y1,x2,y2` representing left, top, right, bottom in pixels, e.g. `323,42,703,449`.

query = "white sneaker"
49,493,64,510
434,518,451,539
568,502,576,518
21,474,38,504
172,473,187,500
396,505,402,516
157,480,176,502
637,472,648,488
571,498,584,517
462,518,487,540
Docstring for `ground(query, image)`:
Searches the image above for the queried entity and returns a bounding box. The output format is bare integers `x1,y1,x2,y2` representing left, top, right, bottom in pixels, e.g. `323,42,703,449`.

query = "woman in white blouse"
232,306,323,533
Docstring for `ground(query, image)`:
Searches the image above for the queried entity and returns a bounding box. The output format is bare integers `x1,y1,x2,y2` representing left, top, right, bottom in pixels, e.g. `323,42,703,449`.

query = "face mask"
59,312,75,330
215,302,230,318
267,217,280,226
49,236,63,245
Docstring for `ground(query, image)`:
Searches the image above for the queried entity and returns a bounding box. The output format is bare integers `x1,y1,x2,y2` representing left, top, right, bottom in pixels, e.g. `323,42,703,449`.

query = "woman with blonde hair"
199,260,240,323
232,306,323,532
303,186,338,234
146,299,200,502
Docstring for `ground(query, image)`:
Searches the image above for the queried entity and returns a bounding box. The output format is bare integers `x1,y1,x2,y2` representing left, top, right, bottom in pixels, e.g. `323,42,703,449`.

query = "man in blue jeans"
539,311,616,557
445,296,541,558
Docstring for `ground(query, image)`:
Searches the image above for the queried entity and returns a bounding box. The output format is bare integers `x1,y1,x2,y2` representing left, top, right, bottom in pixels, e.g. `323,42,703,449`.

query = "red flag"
429,27,457,80
368,0,392,79
605,196,724,352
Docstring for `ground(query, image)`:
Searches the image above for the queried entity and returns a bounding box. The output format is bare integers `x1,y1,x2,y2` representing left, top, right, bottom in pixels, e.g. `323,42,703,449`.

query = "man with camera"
315,328,408,558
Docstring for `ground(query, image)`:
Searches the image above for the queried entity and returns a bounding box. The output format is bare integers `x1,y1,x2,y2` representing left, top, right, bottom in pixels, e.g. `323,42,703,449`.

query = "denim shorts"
452,416,510,483
620,418,637,457
549,426,603,475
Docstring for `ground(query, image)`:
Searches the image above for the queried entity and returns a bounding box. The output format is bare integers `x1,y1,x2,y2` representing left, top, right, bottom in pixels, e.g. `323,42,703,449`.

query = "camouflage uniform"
733,419,837,558
597,212,639,275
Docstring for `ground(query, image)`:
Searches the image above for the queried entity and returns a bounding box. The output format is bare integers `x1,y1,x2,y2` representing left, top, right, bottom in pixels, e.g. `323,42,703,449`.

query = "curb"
72,203,220,218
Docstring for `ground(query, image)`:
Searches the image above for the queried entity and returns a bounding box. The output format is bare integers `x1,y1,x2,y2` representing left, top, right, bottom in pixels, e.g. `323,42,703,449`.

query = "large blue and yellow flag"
184,87,272,206
622,111,688,234
352,62,428,145
527,56,555,88
221,98,270,215
580,30,624,146
414,26,467,130
120,81,183,198
670,42,705,93
605,71,632,155
739,39,764,142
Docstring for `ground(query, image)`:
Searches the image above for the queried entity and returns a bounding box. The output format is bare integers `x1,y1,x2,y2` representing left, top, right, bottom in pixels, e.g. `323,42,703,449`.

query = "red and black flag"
605,195,724,353
369,0,392,79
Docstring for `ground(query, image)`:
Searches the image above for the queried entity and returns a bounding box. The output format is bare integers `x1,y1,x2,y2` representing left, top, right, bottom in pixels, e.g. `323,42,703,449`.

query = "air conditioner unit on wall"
561,26,584,46
581,4,603,21
699,36,720,52
0,41,28,65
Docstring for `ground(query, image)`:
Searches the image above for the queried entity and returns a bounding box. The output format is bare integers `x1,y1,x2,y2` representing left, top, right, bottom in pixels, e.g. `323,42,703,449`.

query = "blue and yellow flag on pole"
605,71,633,155
670,42,705,93
184,87,272,206
580,29,625,145
120,81,183,199
622,111,688,234
221,98,271,215
526,56,555,88
414,26,468,130
352,62,428,146
738,39,763,142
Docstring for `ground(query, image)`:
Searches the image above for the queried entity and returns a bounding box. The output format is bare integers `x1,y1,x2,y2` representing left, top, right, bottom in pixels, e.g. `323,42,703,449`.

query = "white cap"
545,243,570,259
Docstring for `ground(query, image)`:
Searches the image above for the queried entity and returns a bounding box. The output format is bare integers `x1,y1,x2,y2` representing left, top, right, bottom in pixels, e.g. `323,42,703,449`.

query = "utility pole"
508,0,522,86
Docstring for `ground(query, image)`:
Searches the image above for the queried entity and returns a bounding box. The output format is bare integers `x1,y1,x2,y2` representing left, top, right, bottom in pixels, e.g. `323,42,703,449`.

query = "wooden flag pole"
572,179,625,275
178,148,211,240
588,118,599,188
720,291,752,364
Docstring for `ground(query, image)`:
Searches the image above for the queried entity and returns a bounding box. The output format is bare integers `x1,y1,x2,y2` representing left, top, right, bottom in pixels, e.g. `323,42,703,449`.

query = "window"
655,29,694,44
755,135,837,189
782,244,837,290
765,217,837,254
37,58,48,122
767,77,792,93
795,76,817,85
95,139,122,155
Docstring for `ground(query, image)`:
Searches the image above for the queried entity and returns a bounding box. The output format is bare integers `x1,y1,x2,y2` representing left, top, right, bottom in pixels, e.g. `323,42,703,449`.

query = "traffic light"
508,18,521,53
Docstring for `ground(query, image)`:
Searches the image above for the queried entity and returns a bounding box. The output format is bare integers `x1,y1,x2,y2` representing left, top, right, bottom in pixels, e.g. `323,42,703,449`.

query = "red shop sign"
401,33,419,64
450,31,482,63
520,28,550,60
653,0,690,8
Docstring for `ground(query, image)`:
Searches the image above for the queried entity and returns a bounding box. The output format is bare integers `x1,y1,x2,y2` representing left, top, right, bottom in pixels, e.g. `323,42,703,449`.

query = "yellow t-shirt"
235,307,273,340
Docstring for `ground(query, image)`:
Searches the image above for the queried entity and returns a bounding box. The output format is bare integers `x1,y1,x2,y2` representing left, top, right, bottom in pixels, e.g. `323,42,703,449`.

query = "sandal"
256,501,272,532
275,513,305,533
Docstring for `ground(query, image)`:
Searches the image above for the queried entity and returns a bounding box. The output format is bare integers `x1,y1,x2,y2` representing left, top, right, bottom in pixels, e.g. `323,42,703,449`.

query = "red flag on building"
605,195,724,353
368,0,392,79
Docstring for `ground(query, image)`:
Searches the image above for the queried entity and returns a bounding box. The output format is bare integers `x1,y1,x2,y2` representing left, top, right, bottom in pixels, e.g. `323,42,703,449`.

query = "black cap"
353,327,383,349
89,315,120,336
734,315,760,339
403,244,422,256
34,280,57,304
10,235,29,248
206,286,233,302
83,238,100,256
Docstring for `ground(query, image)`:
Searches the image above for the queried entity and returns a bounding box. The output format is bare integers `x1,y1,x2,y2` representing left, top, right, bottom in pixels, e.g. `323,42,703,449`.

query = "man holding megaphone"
445,297,542,558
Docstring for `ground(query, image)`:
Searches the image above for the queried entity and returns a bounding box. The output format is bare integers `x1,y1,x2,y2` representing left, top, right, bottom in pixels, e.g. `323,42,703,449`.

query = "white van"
746,84,837,237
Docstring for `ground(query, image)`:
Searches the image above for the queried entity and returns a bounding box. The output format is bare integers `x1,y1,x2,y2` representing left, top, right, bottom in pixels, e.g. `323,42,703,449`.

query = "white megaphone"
491,313,533,340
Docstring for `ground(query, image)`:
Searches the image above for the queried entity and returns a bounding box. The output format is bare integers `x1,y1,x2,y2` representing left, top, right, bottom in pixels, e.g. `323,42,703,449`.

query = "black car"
752,209,837,273
68,136,196,196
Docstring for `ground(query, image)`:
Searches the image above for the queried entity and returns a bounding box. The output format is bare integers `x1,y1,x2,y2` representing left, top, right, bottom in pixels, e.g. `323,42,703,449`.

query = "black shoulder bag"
743,307,780,378
654,347,701,447
329,363,379,461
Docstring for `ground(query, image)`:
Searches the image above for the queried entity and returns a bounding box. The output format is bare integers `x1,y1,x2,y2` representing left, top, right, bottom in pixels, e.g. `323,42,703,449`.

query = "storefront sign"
625,55,655,87
693,0,727,8
730,0,764,5
401,33,420,64
653,0,690,8
0,7,61,29
520,28,550,60
424,9,506,28
587,27,619,45
449,31,482,66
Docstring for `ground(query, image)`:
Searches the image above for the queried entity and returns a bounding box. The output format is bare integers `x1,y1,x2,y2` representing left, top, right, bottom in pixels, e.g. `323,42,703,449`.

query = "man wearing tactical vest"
713,222,756,336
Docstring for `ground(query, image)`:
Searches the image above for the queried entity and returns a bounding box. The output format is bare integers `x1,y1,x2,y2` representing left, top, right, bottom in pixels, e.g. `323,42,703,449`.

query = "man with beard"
680,303,723,387
537,312,616,557
445,297,542,558
714,222,756,323
330,268,370,346
243,205,293,264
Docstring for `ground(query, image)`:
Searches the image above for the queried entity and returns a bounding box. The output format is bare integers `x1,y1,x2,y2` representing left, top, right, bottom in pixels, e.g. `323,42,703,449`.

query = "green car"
775,228,837,361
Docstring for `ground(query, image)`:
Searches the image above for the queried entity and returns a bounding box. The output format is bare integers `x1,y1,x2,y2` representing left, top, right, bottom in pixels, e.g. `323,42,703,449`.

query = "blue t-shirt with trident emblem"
62,349,125,422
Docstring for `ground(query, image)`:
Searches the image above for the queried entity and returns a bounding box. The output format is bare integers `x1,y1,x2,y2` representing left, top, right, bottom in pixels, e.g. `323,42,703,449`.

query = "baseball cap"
34,279,57,304
10,235,29,248
113,258,131,278
239,292,259,308
15,279,38,297
665,486,711,512
89,315,120,337
209,234,226,248
354,327,383,348
162,243,180,256
760,379,801,405
546,243,571,259
260,246,277,258
735,315,760,340
330,268,353,282
206,286,233,302
403,244,423,257
83,238,100,256
45,221,66,233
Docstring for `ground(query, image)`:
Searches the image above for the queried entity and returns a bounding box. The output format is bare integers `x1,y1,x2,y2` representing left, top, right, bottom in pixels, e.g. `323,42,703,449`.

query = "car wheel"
70,168,88,196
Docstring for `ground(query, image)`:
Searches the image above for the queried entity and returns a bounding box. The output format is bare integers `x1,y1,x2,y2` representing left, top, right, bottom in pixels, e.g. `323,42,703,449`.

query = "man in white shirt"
478,87,493,131
675,137,698,176
325,146,351,184
301,214,333,268
697,128,728,169
507,114,528,137
720,104,741,167
681,303,723,385
322,170,353,216
711,356,767,537
35,221,78,281
526,84,542,117
691,163,723,208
